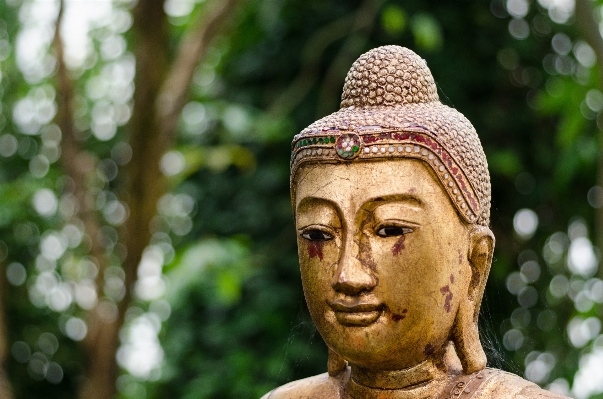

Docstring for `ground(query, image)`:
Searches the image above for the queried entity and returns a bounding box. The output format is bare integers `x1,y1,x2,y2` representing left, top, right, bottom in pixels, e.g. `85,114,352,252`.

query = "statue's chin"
317,325,427,370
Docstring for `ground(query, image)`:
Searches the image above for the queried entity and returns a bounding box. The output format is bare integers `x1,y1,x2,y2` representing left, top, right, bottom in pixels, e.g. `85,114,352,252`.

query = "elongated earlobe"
327,347,347,376
453,298,487,373
453,226,494,374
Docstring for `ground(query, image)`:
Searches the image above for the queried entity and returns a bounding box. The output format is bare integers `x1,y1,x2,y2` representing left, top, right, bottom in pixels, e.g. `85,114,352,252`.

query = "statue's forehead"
291,129,480,224
294,159,452,214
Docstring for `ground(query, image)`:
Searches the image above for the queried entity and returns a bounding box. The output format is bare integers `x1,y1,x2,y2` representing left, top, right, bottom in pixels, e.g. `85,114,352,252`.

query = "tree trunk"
0,264,14,399
78,1,169,397
78,321,121,399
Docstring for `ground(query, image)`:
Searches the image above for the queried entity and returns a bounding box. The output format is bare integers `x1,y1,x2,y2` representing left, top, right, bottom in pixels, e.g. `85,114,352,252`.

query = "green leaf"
381,5,406,36
487,150,523,178
216,269,242,305
165,144,257,187
165,237,251,307
411,13,443,52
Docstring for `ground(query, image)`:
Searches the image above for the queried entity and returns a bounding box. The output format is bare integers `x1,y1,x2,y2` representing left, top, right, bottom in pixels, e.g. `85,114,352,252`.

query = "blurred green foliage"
2,0,603,398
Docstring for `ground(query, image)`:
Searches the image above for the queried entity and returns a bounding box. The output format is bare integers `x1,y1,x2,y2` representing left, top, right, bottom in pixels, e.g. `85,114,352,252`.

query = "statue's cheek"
299,240,340,287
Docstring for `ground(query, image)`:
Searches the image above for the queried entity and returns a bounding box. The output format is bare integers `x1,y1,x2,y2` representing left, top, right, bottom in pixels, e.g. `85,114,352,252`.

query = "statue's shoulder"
445,368,572,399
261,369,349,399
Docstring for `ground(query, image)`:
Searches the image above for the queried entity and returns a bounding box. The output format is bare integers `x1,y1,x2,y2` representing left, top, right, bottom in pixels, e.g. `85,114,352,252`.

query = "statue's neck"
346,344,463,399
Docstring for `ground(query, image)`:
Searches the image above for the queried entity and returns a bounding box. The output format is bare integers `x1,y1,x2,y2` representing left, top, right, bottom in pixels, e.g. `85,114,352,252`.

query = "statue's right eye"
301,230,333,241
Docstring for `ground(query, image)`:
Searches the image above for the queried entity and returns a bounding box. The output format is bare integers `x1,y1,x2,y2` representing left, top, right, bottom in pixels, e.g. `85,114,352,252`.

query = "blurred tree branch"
157,0,240,143
267,13,356,116
574,0,603,275
53,1,120,398
268,0,385,117
51,0,240,397
316,0,386,117
53,0,107,317
53,0,107,292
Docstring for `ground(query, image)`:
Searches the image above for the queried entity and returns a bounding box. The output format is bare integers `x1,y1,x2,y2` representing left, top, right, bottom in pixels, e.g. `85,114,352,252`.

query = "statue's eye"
376,226,413,237
301,230,333,241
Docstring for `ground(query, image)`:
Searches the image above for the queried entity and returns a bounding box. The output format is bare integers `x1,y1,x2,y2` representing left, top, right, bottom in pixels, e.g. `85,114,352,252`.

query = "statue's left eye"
377,226,412,237
301,230,333,241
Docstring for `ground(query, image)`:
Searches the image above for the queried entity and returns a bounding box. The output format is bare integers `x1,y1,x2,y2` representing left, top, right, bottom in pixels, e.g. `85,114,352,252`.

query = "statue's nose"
331,236,377,295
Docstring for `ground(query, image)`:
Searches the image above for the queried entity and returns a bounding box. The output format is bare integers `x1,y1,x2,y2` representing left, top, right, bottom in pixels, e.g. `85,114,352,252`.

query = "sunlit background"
2,0,603,398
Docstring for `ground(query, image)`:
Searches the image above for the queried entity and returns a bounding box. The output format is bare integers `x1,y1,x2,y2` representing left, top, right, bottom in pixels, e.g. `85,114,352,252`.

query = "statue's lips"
328,301,383,326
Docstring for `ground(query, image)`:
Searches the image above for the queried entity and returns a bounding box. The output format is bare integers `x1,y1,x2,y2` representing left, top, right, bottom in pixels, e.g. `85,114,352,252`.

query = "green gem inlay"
337,149,344,155
352,145,359,152
330,137,335,143
313,138,318,144
302,140,307,146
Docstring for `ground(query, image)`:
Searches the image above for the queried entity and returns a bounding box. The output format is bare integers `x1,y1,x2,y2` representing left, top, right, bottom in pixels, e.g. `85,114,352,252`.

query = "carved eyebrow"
363,194,424,210
296,196,343,217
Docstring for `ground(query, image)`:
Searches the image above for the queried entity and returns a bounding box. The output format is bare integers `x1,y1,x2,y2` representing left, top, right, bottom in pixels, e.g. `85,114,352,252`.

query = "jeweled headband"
290,46,491,226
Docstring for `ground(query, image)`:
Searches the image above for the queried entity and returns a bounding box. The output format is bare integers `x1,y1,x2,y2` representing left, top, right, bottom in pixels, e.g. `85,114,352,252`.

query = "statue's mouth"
328,300,383,326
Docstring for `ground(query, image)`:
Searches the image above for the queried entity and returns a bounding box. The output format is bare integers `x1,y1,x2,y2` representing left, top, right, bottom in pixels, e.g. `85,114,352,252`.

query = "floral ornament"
335,133,361,159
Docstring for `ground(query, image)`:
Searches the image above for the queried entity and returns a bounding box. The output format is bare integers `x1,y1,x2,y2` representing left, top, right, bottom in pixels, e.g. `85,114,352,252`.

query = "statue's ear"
467,226,495,318
452,226,494,374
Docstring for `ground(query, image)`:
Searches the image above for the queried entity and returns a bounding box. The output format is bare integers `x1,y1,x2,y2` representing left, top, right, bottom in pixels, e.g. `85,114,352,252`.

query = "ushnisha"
265,46,570,399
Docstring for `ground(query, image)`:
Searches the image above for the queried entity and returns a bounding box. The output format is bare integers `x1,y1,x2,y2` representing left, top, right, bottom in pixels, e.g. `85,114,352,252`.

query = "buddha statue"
262,46,571,399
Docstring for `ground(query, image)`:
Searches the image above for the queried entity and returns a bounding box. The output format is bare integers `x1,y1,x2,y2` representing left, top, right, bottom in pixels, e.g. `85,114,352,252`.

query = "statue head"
290,46,495,375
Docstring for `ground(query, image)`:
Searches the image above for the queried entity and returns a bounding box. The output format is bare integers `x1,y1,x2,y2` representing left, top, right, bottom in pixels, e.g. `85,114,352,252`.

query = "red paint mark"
424,344,435,356
392,132,410,141
409,187,416,193
450,274,455,284
455,175,478,210
363,135,380,143
308,241,324,261
391,235,406,256
392,313,405,322
458,249,462,265
440,285,453,313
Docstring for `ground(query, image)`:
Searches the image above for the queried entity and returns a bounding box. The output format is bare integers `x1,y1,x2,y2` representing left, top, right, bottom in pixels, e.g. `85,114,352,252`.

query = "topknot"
340,45,439,108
